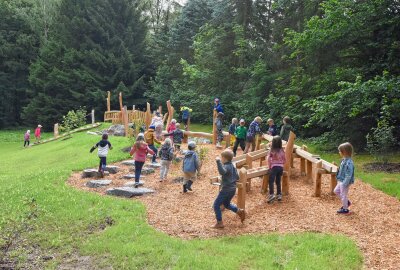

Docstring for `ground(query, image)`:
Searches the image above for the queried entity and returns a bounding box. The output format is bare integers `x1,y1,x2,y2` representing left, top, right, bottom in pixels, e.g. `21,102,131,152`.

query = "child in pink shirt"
167,119,177,141
267,136,286,203
130,133,154,188
35,124,42,143
24,130,30,147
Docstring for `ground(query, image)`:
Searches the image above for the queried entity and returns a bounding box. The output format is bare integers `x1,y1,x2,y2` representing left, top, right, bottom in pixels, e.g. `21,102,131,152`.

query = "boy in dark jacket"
164,123,184,152
280,116,294,141
158,138,174,182
182,141,200,193
233,119,247,156
212,149,245,228
215,112,224,148
267,118,278,136
90,134,113,177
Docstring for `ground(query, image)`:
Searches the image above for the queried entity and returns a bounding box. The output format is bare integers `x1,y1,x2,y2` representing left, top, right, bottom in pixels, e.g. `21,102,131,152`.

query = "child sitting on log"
90,133,113,178
130,133,154,188
334,142,355,214
228,118,238,148
212,149,245,229
158,138,174,182
267,136,285,203
215,112,224,148
164,123,184,152
233,119,247,157
182,141,200,193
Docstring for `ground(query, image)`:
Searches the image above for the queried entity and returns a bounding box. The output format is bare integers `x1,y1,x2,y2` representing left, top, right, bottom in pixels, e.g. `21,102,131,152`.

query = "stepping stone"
106,187,154,197
123,181,145,187
86,180,112,188
146,163,161,169
82,169,110,178
121,160,135,166
104,165,119,174
130,167,155,175
121,174,144,180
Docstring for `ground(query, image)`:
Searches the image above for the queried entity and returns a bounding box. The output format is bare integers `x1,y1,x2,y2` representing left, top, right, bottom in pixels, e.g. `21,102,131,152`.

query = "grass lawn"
0,124,363,269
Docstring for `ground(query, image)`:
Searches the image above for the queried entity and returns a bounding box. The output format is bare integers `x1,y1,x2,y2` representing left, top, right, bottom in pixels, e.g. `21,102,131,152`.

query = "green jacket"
235,126,247,139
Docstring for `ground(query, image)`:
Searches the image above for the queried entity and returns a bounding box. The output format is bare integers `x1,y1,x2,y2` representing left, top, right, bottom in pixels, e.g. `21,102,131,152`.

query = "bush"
366,121,397,163
59,108,87,133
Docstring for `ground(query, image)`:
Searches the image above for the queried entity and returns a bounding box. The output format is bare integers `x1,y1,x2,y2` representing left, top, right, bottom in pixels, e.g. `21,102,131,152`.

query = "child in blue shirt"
334,142,355,214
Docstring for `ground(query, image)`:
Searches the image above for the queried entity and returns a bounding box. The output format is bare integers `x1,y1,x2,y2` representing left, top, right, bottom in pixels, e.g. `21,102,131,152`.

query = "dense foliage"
1,0,399,149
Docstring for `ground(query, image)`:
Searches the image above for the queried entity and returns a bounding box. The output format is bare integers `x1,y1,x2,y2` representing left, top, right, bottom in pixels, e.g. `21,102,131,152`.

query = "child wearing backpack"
335,142,355,214
182,141,200,193
215,112,224,148
130,133,155,188
164,123,184,152
267,136,286,203
90,133,113,178
158,138,174,182
212,149,245,229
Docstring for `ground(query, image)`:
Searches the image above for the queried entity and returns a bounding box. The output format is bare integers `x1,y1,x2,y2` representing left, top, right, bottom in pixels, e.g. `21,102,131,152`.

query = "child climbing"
130,133,154,188
267,118,278,136
35,124,42,143
180,106,192,130
24,130,30,147
280,116,294,141
267,136,286,203
145,125,161,164
90,133,113,178
182,141,200,193
228,118,238,147
334,142,355,214
244,117,263,154
212,149,245,229
165,123,184,152
158,138,174,182
213,98,223,113
215,112,224,148
233,119,247,157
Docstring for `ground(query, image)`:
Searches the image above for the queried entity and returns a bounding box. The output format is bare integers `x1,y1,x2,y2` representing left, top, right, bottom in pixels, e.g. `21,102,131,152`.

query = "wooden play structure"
211,131,339,217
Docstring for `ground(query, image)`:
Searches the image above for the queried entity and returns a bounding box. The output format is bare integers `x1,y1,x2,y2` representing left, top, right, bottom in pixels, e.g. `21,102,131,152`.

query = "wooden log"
107,91,111,112
183,131,213,139
237,168,247,210
246,167,270,179
225,134,230,149
54,123,59,138
122,106,129,137
306,160,313,184
330,162,338,195
283,131,296,182
145,102,152,129
262,174,269,194
314,160,323,197
166,100,173,131
246,153,253,170
91,109,95,124
282,171,289,195
119,92,123,112
212,110,217,144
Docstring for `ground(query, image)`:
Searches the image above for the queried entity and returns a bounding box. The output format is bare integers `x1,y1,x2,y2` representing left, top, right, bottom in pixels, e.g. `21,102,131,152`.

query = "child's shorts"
183,172,196,182
246,135,255,143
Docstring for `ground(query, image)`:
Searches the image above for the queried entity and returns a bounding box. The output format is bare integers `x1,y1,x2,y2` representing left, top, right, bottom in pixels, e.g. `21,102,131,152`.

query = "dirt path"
68,145,400,269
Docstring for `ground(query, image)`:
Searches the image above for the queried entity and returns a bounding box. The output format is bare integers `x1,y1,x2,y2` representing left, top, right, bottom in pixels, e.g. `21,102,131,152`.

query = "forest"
1,0,399,150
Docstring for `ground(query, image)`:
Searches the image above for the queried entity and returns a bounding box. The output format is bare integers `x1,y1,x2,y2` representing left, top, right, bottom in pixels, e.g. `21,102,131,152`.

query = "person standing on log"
214,98,223,113
180,106,192,130
34,124,42,143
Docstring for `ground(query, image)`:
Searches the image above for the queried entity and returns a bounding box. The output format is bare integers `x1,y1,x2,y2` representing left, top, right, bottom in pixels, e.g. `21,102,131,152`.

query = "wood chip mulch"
68,144,400,270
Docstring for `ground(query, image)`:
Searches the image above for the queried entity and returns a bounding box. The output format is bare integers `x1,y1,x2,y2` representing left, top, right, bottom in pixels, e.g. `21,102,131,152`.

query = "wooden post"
119,92,123,112
314,160,323,197
225,134,230,149
107,91,111,112
237,168,247,210
282,171,289,195
282,131,296,195
306,160,313,183
262,174,269,194
259,156,265,167
330,162,338,195
132,105,135,111
145,102,151,129
255,134,261,150
54,123,59,138
122,106,129,137
212,110,217,144
246,153,253,169
91,109,95,124
300,145,306,176
166,100,173,131
290,155,295,168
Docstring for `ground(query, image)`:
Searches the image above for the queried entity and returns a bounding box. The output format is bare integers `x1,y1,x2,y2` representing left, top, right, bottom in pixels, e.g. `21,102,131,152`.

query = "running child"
182,141,200,193
90,134,113,178
130,133,155,188
158,138,174,182
24,130,30,147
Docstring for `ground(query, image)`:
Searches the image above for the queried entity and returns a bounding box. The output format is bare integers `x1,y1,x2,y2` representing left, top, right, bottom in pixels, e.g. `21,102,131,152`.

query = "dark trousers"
24,140,30,147
233,138,245,156
134,161,144,183
98,157,107,172
148,144,158,162
213,189,238,222
269,166,283,195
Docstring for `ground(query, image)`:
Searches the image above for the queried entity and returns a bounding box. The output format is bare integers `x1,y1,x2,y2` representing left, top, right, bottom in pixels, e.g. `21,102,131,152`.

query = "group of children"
23,124,42,147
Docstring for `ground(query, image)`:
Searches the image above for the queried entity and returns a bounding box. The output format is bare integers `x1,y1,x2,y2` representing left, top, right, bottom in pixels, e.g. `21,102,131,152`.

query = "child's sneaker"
186,180,193,191
134,183,139,188
183,184,187,193
277,194,282,201
267,194,275,204
236,209,246,223
348,200,351,207
211,221,224,229
337,208,349,214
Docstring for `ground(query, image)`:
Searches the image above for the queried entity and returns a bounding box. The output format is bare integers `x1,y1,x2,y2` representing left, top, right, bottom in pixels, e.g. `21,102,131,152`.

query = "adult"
213,98,223,113
35,125,42,143
244,117,263,154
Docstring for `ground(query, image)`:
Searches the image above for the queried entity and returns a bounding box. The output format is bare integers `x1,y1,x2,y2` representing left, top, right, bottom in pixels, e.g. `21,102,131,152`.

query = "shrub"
366,121,397,163
59,107,87,133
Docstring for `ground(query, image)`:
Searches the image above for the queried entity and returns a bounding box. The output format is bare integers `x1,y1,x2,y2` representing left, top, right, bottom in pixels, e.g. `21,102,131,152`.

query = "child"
280,116,294,141
215,112,224,147
165,123,184,152
228,118,238,147
130,133,155,188
151,112,164,141
180,106,192,130
212,149,245,229
158,138,174,182
167,119,177,141
244,117,263,154
35,124,42,143
267,136,286,203
267,118,278,136
233,119,247,157
214,98,223,113
144,125,161,163
90,134,113,178
182,141,200,193
334,142,355,214
24,130,30,147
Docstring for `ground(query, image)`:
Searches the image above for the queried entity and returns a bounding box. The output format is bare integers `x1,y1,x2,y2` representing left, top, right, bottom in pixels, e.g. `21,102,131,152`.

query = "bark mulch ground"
68,144,400,270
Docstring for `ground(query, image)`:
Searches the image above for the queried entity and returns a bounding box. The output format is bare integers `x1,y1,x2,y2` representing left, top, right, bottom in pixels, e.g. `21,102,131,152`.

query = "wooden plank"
330,161,338,195
246,167,270,179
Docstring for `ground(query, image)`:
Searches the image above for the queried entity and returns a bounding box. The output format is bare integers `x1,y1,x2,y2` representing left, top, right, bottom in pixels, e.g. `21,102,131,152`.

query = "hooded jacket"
183,150,200,173
96,140,112,157
145,129,161,145
158,144,174,161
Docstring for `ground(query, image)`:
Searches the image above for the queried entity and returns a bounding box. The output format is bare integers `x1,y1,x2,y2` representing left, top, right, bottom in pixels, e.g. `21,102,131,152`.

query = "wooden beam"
283,131,296,195
246,153,253,170
246,166,270,179
183,131,213,139
314,161,323,197
145,102,151,129
282,171,289,195
262,174,269,194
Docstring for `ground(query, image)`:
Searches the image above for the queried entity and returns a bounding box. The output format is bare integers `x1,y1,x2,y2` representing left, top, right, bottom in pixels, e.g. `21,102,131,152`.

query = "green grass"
297,139,400,199
190,123,213,133
0,127,363,269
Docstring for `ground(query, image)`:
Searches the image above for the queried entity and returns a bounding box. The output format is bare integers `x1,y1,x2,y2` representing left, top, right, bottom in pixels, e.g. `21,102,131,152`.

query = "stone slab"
123,181,145,187
86,180,112,188
82,169,110,178
106,187,155,197
104,165,119,174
